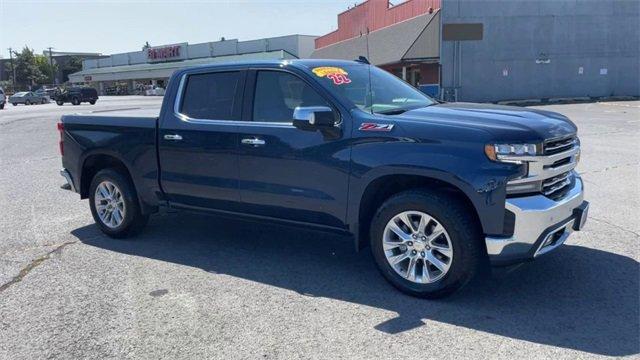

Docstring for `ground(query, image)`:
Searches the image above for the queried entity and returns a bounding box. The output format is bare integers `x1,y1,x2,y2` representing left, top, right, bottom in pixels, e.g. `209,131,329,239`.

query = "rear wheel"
89,100,96,105
0,103,4,109
25,100,31,105
370,189,484,298
56,100,64,106
41,98,47,104
89,168,149,238
12,103,17,106
71,97,80,105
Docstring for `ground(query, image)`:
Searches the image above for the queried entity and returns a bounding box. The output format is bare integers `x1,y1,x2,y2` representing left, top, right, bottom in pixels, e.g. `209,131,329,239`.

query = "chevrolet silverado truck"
59,60,588,298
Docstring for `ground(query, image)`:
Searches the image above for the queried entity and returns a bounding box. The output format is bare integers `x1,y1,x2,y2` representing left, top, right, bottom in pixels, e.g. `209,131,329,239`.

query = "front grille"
544,135,577,155
542,171,572,198
506,134,579,200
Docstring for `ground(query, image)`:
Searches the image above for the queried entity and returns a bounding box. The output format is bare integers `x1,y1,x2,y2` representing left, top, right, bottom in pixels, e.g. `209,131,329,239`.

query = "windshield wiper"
377,108,411,115
376,104,433,115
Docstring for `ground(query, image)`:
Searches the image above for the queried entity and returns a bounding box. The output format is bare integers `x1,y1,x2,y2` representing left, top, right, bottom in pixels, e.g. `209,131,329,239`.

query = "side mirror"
293,106,337,129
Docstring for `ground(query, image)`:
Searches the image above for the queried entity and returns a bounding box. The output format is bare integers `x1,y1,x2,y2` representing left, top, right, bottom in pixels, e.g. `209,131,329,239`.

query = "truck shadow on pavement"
72,212,639,357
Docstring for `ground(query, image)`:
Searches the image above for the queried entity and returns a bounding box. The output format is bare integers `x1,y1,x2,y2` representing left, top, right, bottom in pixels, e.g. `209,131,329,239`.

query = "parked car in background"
9,91,48,105
0,88,5,109
55,87,99,106
34,89,52,103
144,86,165,96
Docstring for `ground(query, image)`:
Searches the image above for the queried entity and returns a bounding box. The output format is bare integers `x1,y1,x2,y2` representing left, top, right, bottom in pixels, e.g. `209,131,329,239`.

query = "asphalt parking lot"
0,97,638,359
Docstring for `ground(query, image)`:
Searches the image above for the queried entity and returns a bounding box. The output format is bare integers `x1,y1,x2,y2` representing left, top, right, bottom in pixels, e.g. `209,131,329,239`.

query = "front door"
236,69,351,228
159,69,245,211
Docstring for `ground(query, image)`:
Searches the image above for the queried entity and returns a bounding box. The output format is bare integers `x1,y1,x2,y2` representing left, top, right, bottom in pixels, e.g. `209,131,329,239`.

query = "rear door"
159,68,245,211
235,68,351,228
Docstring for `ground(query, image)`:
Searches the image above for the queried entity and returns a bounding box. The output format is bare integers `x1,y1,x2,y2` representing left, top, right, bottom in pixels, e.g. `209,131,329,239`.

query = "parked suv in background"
0,88,5,109
55,87,98,106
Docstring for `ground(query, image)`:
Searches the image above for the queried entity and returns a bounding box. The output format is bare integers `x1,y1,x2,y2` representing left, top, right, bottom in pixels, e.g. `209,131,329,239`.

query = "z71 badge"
359,123,394,132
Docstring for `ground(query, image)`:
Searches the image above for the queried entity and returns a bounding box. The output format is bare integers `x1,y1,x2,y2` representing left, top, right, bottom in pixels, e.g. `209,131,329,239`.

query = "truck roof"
174,59,365,73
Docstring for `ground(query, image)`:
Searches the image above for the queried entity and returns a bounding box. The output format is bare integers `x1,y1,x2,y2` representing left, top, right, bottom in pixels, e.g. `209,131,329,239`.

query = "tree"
35,54,58,85
13,47,47,88
62,56,83,74
61,56,83,82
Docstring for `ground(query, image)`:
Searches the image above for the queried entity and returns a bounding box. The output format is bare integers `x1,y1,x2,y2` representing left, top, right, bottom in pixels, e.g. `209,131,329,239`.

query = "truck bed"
60,106,160,209
63,107,160,124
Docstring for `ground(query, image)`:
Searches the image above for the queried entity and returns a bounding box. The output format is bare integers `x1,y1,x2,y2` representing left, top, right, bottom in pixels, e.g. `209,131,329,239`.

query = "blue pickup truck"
59,59,588,298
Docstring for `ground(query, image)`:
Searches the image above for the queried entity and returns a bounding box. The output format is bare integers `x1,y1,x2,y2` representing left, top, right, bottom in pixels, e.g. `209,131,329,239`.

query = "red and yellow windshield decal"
312,66,352,85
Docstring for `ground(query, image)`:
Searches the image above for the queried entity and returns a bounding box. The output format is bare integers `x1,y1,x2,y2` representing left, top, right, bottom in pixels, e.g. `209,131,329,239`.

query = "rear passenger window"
253,71,329,123
181,72,240,120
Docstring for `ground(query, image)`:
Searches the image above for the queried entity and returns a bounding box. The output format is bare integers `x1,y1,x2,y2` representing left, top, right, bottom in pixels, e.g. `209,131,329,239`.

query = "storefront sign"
146,43,187,62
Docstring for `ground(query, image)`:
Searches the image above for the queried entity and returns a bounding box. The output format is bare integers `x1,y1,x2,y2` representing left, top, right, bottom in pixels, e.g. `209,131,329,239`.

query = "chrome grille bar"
542,172,572,196
544,136,577,155
506,134,579,198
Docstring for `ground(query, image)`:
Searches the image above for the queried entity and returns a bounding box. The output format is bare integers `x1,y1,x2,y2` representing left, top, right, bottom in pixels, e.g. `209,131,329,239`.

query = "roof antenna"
356,56,370,64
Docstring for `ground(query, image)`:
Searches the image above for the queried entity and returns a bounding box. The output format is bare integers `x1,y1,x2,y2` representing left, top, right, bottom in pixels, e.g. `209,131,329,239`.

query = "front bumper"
486,172,588,265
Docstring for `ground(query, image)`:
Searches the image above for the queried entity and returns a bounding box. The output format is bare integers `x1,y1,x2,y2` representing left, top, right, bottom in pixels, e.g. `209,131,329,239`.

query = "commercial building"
312,0,640,102
69,35,317,95
312,0,442,97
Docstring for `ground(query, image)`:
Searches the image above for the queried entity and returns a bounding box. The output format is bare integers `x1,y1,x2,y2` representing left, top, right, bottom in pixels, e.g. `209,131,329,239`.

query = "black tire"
12,103,17,106
25,100,31,105
0,103,4,110
89,100,97,105
89,168,149,238
56,100,64,106
370,189,485,298
71,97,80,105
41,98,47,104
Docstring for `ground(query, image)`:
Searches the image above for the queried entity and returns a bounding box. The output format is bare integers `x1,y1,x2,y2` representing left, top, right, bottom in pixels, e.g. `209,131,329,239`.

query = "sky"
0,0,360,58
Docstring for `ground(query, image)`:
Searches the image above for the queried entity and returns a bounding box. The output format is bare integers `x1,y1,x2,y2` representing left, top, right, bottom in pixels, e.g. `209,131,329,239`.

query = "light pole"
7,47,16,88
47,47,55,85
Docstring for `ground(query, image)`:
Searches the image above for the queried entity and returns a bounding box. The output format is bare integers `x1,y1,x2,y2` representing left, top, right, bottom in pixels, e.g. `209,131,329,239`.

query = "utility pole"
47,47,55,85
7,47,16,89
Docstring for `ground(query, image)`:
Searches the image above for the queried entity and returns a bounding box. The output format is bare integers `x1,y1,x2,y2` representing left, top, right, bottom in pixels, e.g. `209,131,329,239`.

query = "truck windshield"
307,64,435,114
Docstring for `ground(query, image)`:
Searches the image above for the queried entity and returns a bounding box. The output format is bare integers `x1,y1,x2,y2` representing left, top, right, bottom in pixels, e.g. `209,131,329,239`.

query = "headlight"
485,143,540,162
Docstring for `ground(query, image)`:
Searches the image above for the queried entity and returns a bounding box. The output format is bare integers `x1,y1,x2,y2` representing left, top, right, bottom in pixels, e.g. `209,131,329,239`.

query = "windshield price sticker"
312,67,352,85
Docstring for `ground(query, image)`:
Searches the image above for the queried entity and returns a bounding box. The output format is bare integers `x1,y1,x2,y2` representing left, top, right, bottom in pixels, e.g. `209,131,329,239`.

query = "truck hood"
395,102,577,141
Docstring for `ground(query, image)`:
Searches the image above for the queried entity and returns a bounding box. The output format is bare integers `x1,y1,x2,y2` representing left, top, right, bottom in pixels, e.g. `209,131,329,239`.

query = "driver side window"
252,71,329,123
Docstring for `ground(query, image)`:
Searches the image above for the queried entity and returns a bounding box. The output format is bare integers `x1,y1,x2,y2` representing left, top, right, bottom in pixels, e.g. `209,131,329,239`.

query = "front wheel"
56,100,64,106
89,100,96,105
25,100,31,105
89,168,149,238
370,189,485,298
71,97,80,105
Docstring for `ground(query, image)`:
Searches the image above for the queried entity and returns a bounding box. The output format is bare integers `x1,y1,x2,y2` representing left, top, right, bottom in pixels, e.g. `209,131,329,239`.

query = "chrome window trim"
173,69,341,129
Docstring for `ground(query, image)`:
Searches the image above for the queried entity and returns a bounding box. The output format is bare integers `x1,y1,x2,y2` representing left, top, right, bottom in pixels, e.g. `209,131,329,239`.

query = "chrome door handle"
241,138,266,146
164,134,183,141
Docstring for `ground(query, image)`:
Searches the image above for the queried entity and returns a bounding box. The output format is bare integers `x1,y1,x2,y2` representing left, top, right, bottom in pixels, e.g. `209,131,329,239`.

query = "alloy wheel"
383,211,454,283
94,181,126,228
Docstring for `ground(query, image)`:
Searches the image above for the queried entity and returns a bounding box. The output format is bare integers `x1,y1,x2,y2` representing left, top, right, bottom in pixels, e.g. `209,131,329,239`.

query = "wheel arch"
80,153,133,199
352,172,486,251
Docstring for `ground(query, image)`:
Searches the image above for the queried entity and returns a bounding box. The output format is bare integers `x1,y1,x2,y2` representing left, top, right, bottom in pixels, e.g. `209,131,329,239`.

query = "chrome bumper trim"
60,169,77,192
486,172,585,262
